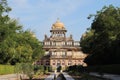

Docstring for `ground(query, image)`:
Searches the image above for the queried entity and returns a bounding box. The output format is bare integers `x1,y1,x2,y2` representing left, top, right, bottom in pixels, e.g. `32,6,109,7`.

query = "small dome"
52,18,65,29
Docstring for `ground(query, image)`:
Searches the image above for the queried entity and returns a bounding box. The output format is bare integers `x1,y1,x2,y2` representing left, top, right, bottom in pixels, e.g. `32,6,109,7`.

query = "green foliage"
15,63,34,80
0,64,14,75
34,65,45,76
67,65,85,76
80,5,120,65
80,29,94,54
49,66,52,72
44,66,49,74
0,0,44,64
0,0,11,23
85,64,120,75
15,64,47,79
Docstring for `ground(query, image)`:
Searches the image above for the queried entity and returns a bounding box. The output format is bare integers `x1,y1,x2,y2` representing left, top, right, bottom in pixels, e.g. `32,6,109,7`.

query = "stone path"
90,72,120,80
44,72,75,80
0,72,75,80
0,74,18,80
44,73,55,80
63,72,74,80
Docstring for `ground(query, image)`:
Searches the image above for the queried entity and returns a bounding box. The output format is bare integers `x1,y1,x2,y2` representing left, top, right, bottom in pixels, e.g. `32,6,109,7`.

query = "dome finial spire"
52,18,65,29
56,18,60,22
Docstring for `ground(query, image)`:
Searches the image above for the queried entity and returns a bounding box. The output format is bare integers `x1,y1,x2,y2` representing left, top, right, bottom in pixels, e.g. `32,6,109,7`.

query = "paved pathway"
0,72,75,80
63,72,74,80
0,74,18,80
90,72,120,80
44,72,74,80
44,73,55,80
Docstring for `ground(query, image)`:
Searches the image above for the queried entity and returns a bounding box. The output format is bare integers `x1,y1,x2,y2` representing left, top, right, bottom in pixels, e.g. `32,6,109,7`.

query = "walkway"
45,72,75,80
0,74,18,80
44,73,55,80
0,72,75,80
62,72,74,80
90,72,120,80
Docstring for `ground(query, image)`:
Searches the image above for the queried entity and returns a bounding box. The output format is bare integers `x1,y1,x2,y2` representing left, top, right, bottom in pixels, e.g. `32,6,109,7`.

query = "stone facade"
37,19,87,71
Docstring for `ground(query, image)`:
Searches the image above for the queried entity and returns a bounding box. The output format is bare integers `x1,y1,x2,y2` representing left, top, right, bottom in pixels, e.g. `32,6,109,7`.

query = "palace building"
37,19,87,71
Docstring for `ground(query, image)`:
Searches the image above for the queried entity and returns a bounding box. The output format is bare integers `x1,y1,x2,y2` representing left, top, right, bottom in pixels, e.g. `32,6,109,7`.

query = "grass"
0,64,15,75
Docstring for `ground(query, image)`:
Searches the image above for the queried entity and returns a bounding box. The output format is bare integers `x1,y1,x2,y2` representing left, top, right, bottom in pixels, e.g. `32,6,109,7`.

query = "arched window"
62,60,65,65
68,60,72,65
53,60,56,65
57,60,61,66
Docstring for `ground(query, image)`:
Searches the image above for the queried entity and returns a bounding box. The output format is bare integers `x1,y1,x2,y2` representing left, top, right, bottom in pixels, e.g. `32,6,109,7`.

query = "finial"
70,34,73,39
56,18,60,22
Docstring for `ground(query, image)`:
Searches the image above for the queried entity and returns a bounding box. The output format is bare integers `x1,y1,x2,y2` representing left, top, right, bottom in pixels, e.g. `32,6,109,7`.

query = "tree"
80,28,94,54
0,0,22,64
0,0,44,64
80,5,120,65
9,30,44,64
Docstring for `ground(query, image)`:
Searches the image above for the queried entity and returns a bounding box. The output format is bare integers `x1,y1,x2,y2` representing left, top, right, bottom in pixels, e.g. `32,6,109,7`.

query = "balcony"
42,41,80,48
50,55,73,59
50,55,67,58
43,45,80,49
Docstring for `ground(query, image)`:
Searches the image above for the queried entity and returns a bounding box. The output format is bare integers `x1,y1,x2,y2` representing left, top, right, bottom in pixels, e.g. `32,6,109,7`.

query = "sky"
7,0,120,41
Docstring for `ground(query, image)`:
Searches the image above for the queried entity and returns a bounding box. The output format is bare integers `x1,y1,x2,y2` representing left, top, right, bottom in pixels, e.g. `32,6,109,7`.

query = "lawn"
0,64,15,75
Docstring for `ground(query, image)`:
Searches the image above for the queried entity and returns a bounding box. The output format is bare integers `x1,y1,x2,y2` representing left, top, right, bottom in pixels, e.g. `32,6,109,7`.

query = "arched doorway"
57,61,61,72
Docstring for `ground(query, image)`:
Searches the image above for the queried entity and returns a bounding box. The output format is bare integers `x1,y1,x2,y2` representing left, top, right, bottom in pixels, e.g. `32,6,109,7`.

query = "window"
74,41,80,46
56,42,62,46
57,61,61,66
52,52,55,55
53,61,56,65
45,42,50,45
62,62,65,65
62,52,65,55
62,42,65,45
68,61,72,65
53,63,55,65
52,42,55,46
67,42,72,46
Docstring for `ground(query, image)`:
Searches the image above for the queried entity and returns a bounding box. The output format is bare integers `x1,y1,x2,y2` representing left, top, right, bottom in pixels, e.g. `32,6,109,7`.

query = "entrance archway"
57,65,61,72
57,61,61,72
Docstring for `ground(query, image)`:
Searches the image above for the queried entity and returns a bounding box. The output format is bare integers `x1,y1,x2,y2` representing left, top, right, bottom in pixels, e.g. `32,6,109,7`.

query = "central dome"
52,18,65,29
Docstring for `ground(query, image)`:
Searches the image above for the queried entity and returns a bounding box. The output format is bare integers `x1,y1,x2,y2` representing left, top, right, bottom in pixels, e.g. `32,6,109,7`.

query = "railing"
50,55,73,58
50,55,67,58
43,45,80,48
42,41,80,47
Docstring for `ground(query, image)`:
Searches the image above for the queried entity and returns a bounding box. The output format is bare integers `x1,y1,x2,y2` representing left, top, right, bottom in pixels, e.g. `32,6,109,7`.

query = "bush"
15,63,34,80
85,64,120,74
67,65,85,74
